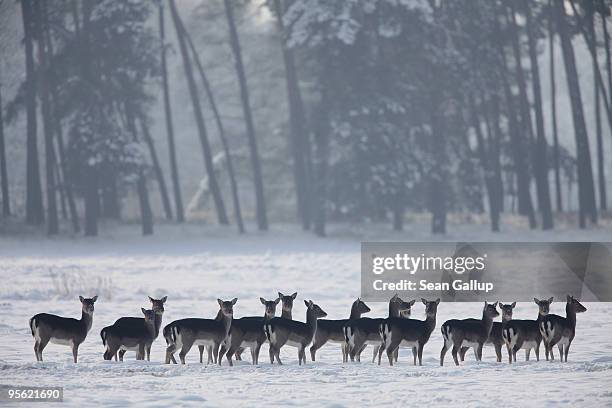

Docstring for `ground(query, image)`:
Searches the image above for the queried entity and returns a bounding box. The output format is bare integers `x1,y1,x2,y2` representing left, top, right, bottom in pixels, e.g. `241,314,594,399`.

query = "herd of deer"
28,292,587,366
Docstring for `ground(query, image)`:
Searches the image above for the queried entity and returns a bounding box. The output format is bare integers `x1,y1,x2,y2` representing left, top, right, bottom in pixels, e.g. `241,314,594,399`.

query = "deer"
264,300,327,365
278,292,297,319
458,301,514,363
102,309,157,361
101,296,167,361
30,295,97,363
539,295,587,362
343,294,414,363
381,298,440,366
163,298,236,364
502,297,552,363
219,297,279,366
310,298,371,362
440,301,499,366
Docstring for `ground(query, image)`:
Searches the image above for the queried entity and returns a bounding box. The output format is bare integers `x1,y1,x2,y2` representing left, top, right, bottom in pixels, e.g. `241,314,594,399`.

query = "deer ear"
91,295,98,303
548,297,554,304
291,292,298,299
435,298,440,305
149,296,154,302
142,308,147,315
421,298,427,305
304,300,309,307
79,296,84,303
274,297,280,305
278,292,284,299
408,299,415,306
161,296,167,303
217,299,223,307
534,298,540,304
511,301,516,308
260,297,266,305
231,298,238,305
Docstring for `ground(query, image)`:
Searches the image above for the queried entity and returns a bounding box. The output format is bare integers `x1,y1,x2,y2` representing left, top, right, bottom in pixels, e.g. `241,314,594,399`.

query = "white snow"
1,223,611,406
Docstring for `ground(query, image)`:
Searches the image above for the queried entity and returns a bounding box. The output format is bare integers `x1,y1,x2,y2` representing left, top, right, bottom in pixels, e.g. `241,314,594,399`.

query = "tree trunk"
125,103,153,236
589,3,606,211
177,15,245,233
470,95,500,232
84,166,98,236
22,0,45,225
0,83,10,216
35,0,58,235
488,93,505,213
139,116,173,221
312,100,329,237
45,16,79,232
498,47,537,228
100,176,120,219
603,5,612,136
392,199,404,232
555,0,597,227
169,0,229,225
159,4,184,223
223,0,268,230
273,0,311,230
524,0,554,229
549,1,563,212
430,108,447,235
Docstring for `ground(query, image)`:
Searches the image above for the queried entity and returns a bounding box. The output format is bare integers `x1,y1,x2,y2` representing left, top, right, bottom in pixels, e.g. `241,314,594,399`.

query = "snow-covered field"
1,223,612,407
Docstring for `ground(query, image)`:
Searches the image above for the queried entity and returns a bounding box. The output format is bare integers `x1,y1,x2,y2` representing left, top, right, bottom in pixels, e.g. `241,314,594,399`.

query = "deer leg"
165,341,177,364
218,344,228,366
476,343,484,361
212,343,220,364
297,346,303,365
440,343,449,366
412,347,417,365
506,344,512,364
198,345,205,364
472,347,478,361
495,344,502,363
377,342,385,365
225,346,236,367
118,349,126,362
179,341,193,364
535,341,540,361
417,343,424,366
564,342,571,362
39,337,50,361
274,347,283,365
386,338,401,366
269,345,275,364
34,340,41,361
357,343,367,362
146,344,152,361
525,348,531,361
310,341,321,362
557,344,563,361
254,342,262,365
235,347,243,361
451,344,460,366
459,346,469,361
72,342,79,363
372,345,379,363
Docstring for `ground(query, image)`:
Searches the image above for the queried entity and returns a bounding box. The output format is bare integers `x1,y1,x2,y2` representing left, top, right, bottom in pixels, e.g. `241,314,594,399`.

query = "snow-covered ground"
1,222,612,407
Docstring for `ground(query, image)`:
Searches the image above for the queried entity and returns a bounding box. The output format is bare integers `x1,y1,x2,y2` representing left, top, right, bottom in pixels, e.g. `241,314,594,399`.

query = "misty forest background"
0,0,611,238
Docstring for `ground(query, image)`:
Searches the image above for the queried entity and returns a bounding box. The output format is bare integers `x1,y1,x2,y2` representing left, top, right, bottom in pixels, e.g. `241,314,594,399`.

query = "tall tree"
21,0,44,225
159,3,184,223
273,0,311,230
524,0,554,229
555,0,597,227
177,16,245,233
139,116,173,221
125,102,153,236
34,0,59,235
223,0,268,230
168,0,229,225
549,0,563,212
0,82,9,217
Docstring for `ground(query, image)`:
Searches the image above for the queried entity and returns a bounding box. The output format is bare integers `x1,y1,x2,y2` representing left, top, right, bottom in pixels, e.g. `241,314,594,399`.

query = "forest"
0,0,611,237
